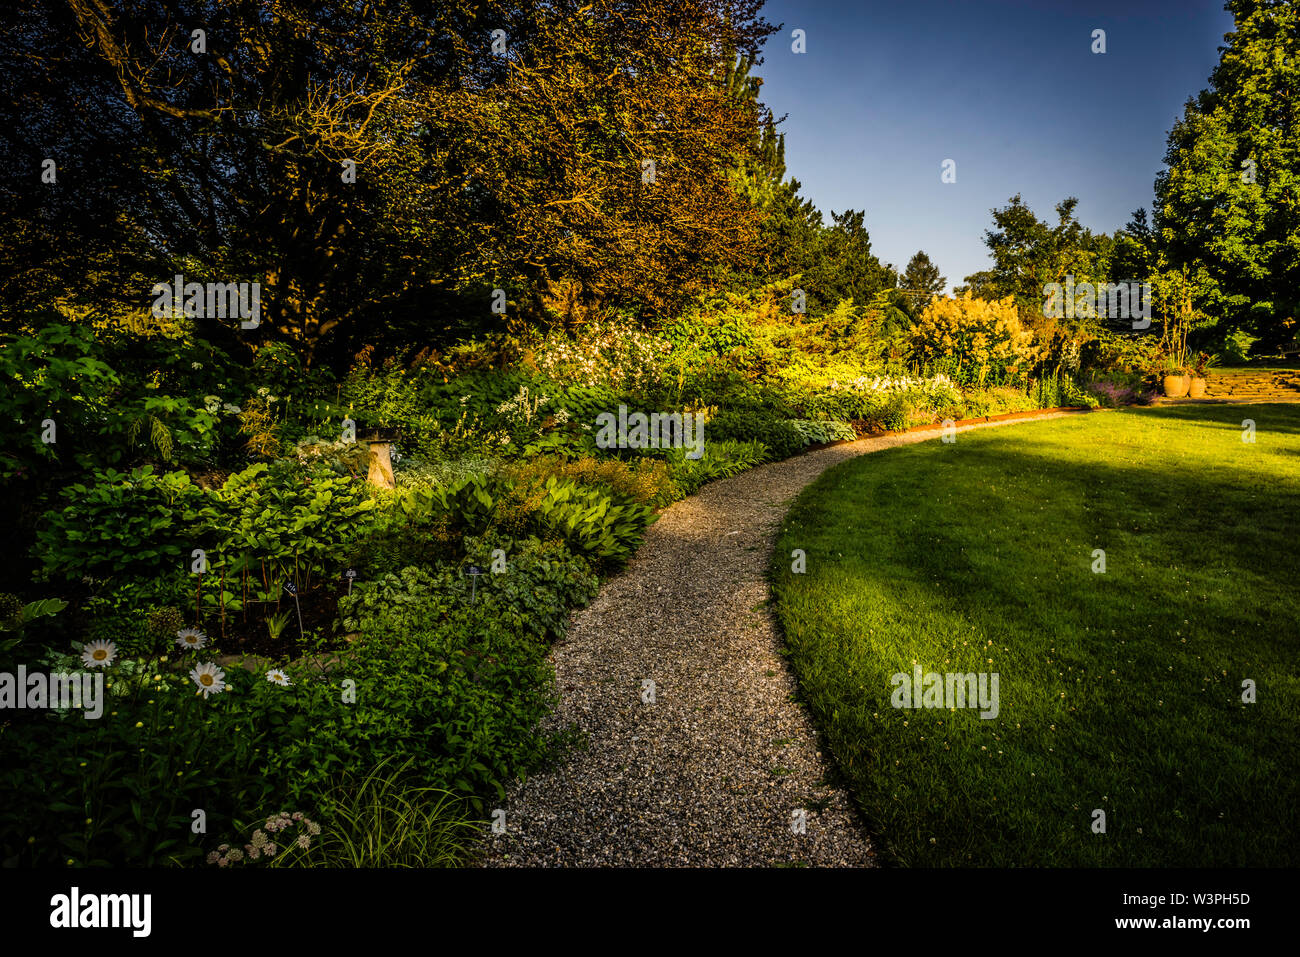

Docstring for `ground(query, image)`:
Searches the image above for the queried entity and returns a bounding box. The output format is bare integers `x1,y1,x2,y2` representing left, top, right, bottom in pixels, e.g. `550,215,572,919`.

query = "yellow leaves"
912,294,1037,370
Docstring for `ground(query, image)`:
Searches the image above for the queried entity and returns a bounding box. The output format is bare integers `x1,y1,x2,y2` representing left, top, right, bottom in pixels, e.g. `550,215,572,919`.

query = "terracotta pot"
1162,374,1190,398
1188,376,1207,399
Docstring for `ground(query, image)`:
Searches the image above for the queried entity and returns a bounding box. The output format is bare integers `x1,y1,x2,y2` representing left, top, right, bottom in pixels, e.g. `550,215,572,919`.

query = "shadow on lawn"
837,425,1300,649
1126,402,1300,435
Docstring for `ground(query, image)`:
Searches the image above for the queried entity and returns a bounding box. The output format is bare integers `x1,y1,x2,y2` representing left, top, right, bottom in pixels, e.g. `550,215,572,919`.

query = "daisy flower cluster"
171,628,228,698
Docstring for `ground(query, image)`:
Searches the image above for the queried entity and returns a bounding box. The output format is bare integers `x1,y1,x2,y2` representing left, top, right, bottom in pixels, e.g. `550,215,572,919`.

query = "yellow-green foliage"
503,455,676,509
910,293,1038,382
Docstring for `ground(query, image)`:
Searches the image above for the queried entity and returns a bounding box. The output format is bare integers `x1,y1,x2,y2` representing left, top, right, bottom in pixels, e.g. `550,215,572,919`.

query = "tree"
899,251,946,312
1110,208,1157,287
0,0,777,364
1153,0,1300,349
963,194,1113,340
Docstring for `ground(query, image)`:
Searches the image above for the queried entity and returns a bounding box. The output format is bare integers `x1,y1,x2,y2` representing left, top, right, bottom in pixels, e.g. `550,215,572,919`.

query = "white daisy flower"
190,662,226,698
176,628,207,651
265,669,291,687
80,640,117,669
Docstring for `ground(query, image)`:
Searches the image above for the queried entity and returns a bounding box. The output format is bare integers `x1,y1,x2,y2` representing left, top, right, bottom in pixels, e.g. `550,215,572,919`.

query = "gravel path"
478,410,1083,867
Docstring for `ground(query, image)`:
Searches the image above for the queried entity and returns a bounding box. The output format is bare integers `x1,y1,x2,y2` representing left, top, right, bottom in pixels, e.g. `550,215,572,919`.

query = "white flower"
176,628,207,651
191,362,203,370
190,662,227,698
256,386,269,397
265,669,291,687
80,640,117,669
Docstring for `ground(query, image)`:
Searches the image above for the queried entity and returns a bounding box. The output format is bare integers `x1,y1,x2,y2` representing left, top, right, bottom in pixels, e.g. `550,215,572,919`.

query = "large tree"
0,0,776,364
1154,0,1300,349
963,194,1113,338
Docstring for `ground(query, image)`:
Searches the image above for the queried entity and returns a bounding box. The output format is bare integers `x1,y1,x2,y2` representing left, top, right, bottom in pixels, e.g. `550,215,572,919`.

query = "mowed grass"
771,405,1300,867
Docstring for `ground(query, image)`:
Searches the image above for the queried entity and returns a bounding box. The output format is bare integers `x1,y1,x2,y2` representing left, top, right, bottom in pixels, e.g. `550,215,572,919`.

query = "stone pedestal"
359,428,399,489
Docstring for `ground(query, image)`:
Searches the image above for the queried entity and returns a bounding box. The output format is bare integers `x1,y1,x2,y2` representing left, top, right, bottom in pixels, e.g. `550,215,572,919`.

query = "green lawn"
771,405,1300,867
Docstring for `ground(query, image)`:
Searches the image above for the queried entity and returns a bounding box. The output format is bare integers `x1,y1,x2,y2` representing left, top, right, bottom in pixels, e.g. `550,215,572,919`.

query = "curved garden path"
478,409,1084,867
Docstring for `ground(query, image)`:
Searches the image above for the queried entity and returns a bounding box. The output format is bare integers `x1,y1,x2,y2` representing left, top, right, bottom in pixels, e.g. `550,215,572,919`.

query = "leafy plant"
274,760,481,868
265,610,293,641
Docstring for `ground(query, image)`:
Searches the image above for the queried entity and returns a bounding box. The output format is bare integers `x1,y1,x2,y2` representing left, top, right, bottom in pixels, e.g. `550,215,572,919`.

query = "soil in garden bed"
207,577,351,661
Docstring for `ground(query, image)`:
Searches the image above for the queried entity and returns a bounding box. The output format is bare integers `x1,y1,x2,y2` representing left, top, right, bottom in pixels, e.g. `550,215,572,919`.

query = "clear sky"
752,0,1236,291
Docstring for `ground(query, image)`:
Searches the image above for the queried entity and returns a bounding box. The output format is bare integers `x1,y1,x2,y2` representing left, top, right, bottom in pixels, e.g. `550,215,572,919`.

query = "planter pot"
1162,374,1190,398
1188,376,1207,399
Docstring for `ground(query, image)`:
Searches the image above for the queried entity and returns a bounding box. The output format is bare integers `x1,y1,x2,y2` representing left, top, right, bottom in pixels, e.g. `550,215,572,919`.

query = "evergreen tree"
900,251,946,312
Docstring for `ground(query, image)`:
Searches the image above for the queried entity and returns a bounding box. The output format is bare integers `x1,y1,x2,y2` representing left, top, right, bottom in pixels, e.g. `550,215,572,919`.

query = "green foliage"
34,466,215,583
900,250,947,312
303,565,563,810
273,760,481,868
1,652,273,867
1155,0,1300,347
963,195,1115,337
665,440,770,497
1220,328,1259,364
211,462,374,596
707,408,805,459
0,323,122,479
531,477,658,564
787,420,856,446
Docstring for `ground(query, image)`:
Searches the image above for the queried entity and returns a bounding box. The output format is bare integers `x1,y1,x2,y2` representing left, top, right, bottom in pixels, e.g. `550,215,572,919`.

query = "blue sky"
752,0,1236,290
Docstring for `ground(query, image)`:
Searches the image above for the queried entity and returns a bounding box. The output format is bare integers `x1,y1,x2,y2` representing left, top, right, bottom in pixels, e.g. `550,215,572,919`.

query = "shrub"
665,440,769,497
396,455,501,490
707,408,805,459
1220,328,1258,364
34,466,215,584
787,420,856,446
910,293,1038,385
502,455,677,509
309,565,563,809
530,478,658,565
529,318,672,393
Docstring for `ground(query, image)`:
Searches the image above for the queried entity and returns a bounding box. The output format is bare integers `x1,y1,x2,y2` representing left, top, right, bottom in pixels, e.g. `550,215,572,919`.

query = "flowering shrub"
489,383,579,453
910,293,1037,385
531,318,672,392
841,373,963,406
1088,380,1137,408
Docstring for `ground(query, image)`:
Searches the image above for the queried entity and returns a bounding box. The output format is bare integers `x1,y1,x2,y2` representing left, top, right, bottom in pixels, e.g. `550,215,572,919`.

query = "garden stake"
464,565,484,604
284,582,304,642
